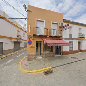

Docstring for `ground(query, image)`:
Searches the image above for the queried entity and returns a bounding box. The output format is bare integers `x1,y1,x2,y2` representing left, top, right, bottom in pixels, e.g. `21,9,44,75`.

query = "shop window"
45,44,53,52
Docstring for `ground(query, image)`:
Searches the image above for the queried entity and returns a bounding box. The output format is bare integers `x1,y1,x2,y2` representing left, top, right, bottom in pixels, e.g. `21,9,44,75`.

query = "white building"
0,10,27,55
63,19,86,55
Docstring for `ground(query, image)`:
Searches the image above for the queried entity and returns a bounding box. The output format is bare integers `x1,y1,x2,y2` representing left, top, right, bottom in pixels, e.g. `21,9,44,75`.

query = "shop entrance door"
36,41,42,56
55,46,61,55
14,42,20,51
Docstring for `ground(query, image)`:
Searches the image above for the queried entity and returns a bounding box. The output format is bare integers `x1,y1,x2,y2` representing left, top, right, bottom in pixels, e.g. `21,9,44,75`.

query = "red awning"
44,39,70,46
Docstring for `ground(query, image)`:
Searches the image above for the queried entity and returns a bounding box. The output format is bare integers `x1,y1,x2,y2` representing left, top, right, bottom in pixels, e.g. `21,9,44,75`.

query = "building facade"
27,5,69,58
63,19,86,55
0,10,27,55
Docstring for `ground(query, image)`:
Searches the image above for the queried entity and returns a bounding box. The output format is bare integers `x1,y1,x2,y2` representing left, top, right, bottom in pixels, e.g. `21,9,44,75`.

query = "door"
14,42,20,51
0,42,3,55
37,20,45,35
36,41,42,56
78,41,81,51
55,46,61,55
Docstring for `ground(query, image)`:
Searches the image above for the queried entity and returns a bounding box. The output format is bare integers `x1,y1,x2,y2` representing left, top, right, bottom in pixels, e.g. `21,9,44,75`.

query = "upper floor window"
36,20,45,35
69,34,72,38
69,41,73,51
51,23,58,36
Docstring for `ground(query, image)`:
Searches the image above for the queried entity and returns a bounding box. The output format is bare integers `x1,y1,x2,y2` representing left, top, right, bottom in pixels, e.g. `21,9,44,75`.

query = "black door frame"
0,42,3,55
36,41,42,55
55,46,61,55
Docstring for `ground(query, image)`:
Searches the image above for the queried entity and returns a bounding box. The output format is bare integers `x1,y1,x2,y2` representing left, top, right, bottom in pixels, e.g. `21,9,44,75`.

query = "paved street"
0,51,86,86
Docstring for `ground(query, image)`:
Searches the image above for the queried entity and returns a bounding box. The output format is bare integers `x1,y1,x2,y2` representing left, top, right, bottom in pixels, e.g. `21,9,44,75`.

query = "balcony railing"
51,29,57,36
34,27,48,36
50,29,62,37
78,33,85,38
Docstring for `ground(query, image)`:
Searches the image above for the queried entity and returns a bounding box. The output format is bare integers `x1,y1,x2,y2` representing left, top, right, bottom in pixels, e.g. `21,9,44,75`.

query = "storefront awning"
44,39,70,46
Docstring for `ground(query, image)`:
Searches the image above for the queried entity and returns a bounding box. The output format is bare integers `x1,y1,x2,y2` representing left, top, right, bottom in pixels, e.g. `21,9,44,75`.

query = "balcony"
78,33,85,38
33,27,48,36
50,29,62,37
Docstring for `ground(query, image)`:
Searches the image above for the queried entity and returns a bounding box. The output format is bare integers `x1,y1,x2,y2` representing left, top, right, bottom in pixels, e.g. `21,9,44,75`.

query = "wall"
0,38,14,50
28,5,63,36
27,38,43,55
63,40,78,51
0,19,17,38
62,23,69,38
20,41,24,48
81,40,86,50
63,40,69,51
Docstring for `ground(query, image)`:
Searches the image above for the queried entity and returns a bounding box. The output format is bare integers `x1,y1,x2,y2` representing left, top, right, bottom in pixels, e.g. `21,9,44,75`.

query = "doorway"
14,42,20,51
55,46,61,55
36,41,42,56
78,41,81,51
0,42,3,55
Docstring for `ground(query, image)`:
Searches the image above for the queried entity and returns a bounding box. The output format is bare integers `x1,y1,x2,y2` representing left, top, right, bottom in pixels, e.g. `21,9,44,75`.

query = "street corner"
18,57,53,75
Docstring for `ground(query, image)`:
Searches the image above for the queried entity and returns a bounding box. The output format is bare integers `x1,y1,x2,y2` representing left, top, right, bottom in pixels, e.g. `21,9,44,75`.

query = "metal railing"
35,27,48,36
78,33,85,38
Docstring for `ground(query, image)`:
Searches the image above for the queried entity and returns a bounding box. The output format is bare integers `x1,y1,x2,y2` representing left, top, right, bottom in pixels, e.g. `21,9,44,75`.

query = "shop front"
43,39,70,57
28,38,70,58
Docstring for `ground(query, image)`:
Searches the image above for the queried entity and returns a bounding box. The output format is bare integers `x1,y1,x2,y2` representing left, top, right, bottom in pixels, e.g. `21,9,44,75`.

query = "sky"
0,0,86,30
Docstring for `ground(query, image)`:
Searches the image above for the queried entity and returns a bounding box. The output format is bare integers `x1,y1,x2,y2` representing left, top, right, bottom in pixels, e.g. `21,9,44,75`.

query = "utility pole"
23,4,32,37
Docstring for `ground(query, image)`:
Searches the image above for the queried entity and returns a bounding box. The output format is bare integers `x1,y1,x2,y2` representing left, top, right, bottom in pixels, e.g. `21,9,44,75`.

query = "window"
37,20,45,35
69,41,73,51
45,44,53,52
52,23,58,36
69,34,72,38
52,29,57,36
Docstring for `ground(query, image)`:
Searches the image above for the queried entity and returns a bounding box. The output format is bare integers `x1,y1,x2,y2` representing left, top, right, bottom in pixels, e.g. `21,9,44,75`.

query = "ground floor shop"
27,37,69,58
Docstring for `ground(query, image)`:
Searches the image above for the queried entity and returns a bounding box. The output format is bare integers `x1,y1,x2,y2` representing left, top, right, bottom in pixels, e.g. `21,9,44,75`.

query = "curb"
0,48,26,60
19,57,52,74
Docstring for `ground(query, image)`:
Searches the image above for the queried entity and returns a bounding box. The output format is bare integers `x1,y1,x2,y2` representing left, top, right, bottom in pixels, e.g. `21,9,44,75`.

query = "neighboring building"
27,5,69,57
63,19,86,55
0,10,27,55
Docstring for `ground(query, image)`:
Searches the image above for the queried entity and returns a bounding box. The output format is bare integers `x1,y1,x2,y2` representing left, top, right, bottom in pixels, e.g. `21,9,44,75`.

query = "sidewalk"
22,52,86,71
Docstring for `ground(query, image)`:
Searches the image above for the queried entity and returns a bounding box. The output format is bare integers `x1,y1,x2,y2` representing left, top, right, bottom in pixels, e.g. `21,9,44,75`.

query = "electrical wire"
2,0,26,17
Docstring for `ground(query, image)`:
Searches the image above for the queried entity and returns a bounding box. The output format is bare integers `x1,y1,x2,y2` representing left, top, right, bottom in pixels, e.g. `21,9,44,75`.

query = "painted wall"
0,38,14,50
81,40,86,50
63,40,78,51
62,23,69,38
0,19,17,38
28,5,63,36
27,38,43,55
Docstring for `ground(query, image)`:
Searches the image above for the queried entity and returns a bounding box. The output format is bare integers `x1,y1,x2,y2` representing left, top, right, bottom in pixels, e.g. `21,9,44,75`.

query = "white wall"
17,29,27,40
63,40,69,51
0,38,14,50
20,41,24,47
80,27,86,38
63,40,78,51
0,19,17,38
62,23,69,38
73,40,78,50
72,25,79,38
62,23,86,38
63,29,69,38
81,40,86,50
